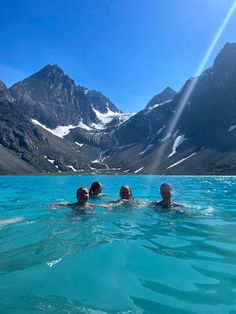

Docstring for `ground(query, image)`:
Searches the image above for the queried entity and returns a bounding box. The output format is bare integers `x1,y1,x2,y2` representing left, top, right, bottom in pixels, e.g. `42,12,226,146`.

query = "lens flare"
155,1,236,169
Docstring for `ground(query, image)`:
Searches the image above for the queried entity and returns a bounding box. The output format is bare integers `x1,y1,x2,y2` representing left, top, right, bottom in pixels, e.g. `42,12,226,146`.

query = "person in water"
109,185,136,207
89,181,106,198
51,187,94,213
152,183,184,210
119,185,134,201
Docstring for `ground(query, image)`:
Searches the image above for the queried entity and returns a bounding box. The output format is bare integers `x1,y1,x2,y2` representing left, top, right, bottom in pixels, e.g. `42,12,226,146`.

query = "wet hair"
89,181,102,196
76,187,88,199
119,185,134,200
160,183,173,191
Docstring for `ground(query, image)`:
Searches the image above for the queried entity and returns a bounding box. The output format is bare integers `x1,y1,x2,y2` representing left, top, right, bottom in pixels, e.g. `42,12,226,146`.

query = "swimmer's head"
160,183,173,200
120,185,133,200
89,181,102,195
77,187,89,202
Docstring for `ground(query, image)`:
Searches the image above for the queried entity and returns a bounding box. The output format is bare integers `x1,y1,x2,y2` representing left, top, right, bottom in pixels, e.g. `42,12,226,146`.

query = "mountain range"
1,42,236,175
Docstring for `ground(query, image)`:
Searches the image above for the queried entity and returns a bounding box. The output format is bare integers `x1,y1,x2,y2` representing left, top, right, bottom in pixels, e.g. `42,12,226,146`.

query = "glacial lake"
0,175,236,313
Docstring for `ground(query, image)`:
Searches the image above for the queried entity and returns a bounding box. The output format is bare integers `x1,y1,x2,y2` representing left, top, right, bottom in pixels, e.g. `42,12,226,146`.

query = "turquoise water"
1,176,236,314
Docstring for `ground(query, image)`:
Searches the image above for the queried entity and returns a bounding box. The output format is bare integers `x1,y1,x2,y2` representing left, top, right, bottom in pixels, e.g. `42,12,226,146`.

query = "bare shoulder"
150,201,162,207
172,202,185,208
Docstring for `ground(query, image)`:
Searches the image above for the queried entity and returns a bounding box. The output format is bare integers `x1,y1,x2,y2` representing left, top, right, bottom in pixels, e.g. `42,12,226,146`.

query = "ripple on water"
1,175,236,313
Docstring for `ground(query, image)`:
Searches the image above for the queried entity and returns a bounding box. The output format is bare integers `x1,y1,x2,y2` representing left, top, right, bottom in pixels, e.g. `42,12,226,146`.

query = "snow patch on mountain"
148,99,172,110
167,153,196,169
92,159,100,163
75,142,84,147
139,144,153,156
134,167,144,173
168,135,187,158
228,124,236,132
93,108,119,124
92,109,135,129
67,165,77,171
32,119,91,138
160,133,172,142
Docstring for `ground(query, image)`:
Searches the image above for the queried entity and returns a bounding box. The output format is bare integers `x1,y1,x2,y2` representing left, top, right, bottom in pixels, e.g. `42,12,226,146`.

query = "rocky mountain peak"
0,80,12,101
145,86,177,109
29,64,75,87
213,42,236,74
86,89,122,114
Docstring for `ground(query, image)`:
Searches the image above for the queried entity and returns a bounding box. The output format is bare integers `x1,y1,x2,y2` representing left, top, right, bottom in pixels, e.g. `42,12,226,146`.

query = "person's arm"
149,201,161,207
173,202,185,208
51,202,69,208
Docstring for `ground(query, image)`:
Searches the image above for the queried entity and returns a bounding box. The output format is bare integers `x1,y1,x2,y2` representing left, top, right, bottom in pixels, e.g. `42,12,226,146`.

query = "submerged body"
89,181,107,198
52,187,94,214
109,185,139,208
1,175,234,313
151,183,184,212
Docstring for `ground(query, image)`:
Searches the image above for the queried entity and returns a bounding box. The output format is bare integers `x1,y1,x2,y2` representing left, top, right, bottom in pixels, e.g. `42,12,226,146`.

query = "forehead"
80,188,88,193
121,186,130,191
160,185,172,191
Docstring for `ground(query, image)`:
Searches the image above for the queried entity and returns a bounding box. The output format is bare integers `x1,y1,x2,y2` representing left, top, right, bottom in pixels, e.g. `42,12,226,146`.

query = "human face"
78,188,89,202
160,186,172,201
120,186,132,200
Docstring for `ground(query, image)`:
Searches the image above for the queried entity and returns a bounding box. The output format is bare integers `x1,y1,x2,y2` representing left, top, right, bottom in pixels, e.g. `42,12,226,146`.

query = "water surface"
1,175,236,313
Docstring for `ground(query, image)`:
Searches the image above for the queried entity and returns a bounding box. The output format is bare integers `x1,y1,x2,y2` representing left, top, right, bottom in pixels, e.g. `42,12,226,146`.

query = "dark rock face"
9,65,120,129
0,83,103,174
145,86,177,109
85,89,121,114
106,42,236,174
178,42,236,152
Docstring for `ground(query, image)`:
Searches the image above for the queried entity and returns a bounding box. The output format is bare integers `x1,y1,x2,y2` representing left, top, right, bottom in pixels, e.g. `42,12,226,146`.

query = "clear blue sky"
0,0,236,112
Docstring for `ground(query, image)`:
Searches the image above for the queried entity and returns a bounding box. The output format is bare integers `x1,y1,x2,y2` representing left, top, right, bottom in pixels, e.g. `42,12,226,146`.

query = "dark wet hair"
89,181,102,195
76,187,87,199
160,183,172,191
119,185,134,200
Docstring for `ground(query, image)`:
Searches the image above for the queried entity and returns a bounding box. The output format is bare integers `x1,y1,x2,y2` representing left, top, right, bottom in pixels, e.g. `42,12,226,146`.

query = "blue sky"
0,0,236,112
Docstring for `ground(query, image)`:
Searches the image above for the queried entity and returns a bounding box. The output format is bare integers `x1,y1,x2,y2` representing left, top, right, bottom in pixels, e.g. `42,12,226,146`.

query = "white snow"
84,89,89,95
168,134,187,158
67,165,77,171
228,125,236,132
160,133,172,142
77,121,92,131
75,142,83,147
51,125,79,137
156,126,166,136
92,109,135,130
31,119,91,138
92,159,100,163
32,119,56,134
32,110,135,137
93,108,119,124
47,159,55,164
173,129,179,138
139,144,153,156
134,167,144,173
148,99,172,110
167,153,196,169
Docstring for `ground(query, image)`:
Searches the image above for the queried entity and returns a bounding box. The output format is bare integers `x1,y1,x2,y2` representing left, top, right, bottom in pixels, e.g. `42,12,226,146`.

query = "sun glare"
155,1,236,168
